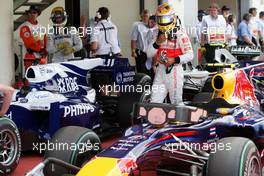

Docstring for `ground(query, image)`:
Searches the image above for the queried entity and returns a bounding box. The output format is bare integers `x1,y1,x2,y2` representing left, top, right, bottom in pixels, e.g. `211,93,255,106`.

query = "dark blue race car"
26,62,264,176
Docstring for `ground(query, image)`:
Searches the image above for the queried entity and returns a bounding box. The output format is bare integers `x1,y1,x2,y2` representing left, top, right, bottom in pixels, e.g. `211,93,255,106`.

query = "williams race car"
26,62,264,175
7,57,151,151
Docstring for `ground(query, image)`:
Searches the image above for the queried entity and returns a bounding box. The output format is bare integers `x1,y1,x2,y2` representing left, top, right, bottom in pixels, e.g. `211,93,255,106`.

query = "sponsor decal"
57,77,79,93
63,103,95,117
116,72,123,84
209,127,216,136
116,71,135,84
6,111,12,120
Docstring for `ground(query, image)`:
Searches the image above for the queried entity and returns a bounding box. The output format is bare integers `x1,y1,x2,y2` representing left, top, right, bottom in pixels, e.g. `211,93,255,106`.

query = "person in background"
131,9,150,74
196,10,207,44
200,3,226,63
20,5,48,71
237,13,255,46
249,7,259,45
90,7,121,61
226,14,237,47
221,5,231,21
146,15,159,79
196,10,207,64
47,6,83,63
0,85,14,117
257,11,264,47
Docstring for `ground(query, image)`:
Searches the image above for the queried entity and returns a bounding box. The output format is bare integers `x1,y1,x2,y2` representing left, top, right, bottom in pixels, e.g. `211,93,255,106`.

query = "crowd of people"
197,3,264,63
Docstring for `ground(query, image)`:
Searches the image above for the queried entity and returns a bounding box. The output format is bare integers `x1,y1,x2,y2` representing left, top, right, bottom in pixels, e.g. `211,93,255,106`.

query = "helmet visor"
156,15,174,26
51,11,66,24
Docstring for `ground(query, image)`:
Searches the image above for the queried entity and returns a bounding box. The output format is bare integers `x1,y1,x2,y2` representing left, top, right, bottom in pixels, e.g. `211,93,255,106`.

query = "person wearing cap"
200,3,226,63
249,7,259,45
90,7,121,61
47,6,83,63
131,9,151,74
221,5,231,21
20,5,48,71
237,13,255,46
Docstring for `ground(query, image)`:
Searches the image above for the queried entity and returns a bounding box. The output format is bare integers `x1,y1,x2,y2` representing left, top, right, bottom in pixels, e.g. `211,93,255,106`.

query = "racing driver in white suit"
47,7,82,63
147,3,194,104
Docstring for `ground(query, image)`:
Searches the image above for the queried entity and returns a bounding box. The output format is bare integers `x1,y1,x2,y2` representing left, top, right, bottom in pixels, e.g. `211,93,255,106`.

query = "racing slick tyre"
117,73,151,130
206,137,262,176
0,117,21,175
44,126,101,176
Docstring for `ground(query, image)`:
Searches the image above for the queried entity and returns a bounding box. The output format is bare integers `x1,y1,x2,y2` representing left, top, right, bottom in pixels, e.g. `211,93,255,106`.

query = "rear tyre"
44,126,101,176
206,137,261,176
117,73,151,130
0,117,21,175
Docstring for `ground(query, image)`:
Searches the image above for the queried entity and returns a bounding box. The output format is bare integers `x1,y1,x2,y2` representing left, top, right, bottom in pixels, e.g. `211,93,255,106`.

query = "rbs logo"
57,77,78,93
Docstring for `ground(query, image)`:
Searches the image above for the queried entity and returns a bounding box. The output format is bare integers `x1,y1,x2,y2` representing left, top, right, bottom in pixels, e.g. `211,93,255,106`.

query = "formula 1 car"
26,61,264,175
6,57,151,151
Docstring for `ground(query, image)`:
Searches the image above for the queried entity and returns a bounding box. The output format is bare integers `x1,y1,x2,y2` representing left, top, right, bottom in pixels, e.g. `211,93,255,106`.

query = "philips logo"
63,103,95,117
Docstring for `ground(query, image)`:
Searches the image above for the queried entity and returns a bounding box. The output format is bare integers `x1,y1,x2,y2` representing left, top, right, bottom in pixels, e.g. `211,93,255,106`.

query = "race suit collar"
28,18,38,25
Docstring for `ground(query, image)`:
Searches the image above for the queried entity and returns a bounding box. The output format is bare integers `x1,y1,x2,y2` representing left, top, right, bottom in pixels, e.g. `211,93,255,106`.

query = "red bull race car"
25,61,264,176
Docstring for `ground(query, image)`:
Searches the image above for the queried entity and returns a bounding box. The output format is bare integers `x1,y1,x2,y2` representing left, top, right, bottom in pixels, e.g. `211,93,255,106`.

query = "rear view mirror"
148,108,167,126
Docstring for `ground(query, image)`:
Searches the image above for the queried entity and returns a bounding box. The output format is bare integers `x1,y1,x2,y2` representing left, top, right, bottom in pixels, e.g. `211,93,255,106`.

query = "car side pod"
25,157,81,176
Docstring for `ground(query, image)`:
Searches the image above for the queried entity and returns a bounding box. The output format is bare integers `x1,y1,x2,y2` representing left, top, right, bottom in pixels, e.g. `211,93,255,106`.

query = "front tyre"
206,137,261,176
0,117,21,175
44,126,101,176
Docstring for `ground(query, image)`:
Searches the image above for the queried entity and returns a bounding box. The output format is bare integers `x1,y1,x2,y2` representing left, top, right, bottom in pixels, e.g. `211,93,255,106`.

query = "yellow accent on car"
211,71,241,104
76,157,125,176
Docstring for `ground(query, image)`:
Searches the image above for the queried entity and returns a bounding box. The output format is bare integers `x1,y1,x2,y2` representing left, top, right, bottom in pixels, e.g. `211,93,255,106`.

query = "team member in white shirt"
196,10,207,43
257,11,264,47
90,7,121,59
200,3,226,63
226,15,237,47
146,15,159,79
131,9,150,74
249,7,259,45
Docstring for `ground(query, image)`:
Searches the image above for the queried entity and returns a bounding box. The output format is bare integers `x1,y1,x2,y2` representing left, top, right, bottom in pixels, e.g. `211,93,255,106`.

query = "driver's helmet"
50,6,67,26
156,3,177,33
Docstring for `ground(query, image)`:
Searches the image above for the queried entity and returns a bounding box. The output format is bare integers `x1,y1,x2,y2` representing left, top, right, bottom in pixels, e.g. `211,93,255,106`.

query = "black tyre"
117,73,151,130
44,126,101,176
0,117,21,175
134,73,152,87
206,137,262,176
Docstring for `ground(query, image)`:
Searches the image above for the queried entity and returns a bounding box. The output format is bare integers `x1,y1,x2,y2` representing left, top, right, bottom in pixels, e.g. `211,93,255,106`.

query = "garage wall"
0,0,13,85
145,0,158,15
89,0,140,65
251,0,264,11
